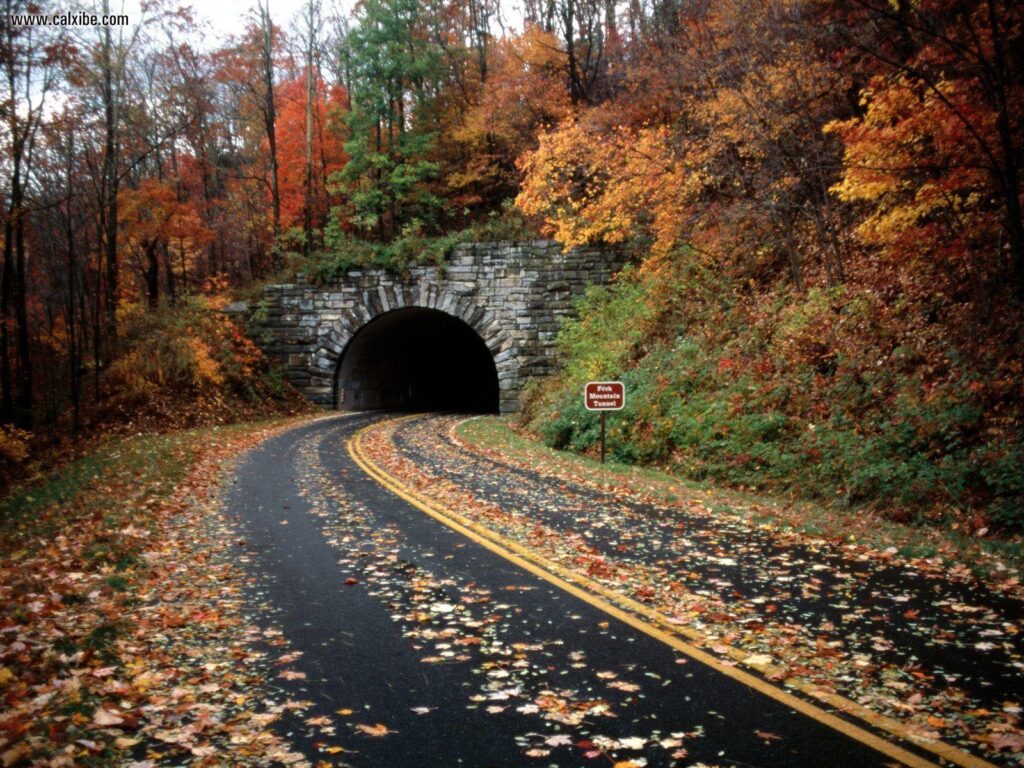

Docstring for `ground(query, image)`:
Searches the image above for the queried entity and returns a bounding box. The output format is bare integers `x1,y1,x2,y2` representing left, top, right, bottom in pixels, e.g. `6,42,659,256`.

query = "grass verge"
0,416,312,766
457,416,1024,585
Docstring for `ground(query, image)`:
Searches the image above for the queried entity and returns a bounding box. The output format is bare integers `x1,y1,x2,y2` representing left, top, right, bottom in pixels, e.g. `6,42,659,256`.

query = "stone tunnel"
242,240,627,414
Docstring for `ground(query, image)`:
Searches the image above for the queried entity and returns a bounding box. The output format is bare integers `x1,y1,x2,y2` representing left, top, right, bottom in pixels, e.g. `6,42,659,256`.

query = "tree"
259,0,283,246
331,0,444,241
517,0,852,290
826,0,1024,302
296,0,324,253
274,76,348,234
1,0,65,427
443,24,572,214
119,179,212,308
518,117,701,255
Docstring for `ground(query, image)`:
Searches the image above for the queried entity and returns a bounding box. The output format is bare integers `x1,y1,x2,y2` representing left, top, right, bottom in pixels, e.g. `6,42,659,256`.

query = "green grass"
462,413,705,493
0,419,293,549
1,435,184,530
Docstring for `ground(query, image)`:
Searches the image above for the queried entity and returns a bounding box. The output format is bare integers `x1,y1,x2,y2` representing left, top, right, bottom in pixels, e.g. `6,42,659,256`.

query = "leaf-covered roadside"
459,416,1024,584
363,415,1024,766
0,419,314,767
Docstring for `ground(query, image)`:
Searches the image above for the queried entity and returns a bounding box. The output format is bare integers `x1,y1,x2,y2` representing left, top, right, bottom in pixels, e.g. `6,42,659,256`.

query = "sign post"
584,381,625,464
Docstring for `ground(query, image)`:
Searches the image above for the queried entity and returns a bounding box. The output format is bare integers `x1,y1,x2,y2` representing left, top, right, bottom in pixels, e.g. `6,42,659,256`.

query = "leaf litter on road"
269,424,717,767
358,414,1024,767
0,420,316,767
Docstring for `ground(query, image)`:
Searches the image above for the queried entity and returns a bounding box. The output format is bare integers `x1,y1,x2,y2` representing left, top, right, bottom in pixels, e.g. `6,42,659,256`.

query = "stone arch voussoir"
310,294,508,409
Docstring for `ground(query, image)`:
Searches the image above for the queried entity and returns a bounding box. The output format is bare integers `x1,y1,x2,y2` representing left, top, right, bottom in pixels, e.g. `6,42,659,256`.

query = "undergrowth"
95,294,307,431
522,255,1024,532
0,295,308,495
308,205,536,283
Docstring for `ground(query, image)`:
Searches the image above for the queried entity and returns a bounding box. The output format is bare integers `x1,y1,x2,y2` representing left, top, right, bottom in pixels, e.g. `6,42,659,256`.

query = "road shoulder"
0,415,318,766
362,414,1024,767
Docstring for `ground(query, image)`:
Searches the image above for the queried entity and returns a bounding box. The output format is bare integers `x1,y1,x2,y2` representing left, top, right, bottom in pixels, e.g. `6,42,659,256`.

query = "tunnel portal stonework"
250,241,627,413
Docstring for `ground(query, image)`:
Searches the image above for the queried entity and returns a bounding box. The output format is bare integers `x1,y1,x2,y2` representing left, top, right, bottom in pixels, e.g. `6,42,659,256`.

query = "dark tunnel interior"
334,307,499,413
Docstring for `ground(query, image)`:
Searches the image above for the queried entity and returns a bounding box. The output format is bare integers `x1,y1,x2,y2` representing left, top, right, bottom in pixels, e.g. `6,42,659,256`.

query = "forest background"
1,0,1022,531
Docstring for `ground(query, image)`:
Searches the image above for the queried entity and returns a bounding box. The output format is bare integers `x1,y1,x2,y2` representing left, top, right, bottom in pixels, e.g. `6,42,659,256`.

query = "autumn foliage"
513,0,1024,529
274,76,348,234
1,0,1022,525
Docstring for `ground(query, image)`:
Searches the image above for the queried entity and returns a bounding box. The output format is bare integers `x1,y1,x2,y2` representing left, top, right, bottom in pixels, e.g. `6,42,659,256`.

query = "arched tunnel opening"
334,307,499,413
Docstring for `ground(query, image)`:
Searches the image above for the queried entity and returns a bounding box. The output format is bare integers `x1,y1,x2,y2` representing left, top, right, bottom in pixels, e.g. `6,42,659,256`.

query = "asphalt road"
219,412,959,768
391,415,1024,722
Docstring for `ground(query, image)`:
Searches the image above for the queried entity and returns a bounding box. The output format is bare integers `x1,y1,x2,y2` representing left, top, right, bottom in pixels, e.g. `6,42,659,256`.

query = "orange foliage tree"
119,179,213,308
443,25,573,213
826,0,1024,306
517,1,849,286
273,76,348,237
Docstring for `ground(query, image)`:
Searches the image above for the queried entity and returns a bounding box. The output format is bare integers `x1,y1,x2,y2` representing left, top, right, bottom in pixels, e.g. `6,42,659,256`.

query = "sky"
108,0,354,48
109,0,516,48
197,0,350,43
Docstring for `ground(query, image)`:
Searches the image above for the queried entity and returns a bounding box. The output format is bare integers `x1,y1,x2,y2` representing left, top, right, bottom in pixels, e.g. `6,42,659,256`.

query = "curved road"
222,413,1019,768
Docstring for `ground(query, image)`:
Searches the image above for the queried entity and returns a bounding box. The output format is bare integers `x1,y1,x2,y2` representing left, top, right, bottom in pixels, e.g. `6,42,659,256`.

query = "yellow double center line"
348,417,997,768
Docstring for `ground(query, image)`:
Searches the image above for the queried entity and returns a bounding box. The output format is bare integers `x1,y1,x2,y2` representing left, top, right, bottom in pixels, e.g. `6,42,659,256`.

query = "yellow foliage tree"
443,25,573,211
515,116,702,257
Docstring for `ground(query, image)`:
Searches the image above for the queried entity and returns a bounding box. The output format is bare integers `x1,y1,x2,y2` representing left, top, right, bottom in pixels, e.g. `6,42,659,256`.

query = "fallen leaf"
93,708,125,727
356,723,391,737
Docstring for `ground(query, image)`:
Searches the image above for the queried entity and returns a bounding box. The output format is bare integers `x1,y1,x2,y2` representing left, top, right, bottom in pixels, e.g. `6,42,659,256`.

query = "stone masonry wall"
245,240,627,413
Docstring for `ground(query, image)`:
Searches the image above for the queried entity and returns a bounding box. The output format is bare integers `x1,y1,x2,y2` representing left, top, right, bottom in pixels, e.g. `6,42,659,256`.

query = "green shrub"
313,205,537,283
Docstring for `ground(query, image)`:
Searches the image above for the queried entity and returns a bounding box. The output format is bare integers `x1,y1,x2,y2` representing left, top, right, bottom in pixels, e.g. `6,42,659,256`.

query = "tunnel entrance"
334,307,499,413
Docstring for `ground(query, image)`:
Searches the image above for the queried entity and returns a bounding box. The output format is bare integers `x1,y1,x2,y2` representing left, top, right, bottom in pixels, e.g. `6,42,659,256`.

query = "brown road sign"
584,381,625,411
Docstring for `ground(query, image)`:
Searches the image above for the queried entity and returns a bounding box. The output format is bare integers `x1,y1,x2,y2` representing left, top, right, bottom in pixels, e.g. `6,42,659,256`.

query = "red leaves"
634,584,657,602
0,419,308,764
273,76,348,231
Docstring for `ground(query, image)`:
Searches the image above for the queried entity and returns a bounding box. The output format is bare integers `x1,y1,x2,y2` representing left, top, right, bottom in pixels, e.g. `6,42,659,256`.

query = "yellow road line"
348,416,997,768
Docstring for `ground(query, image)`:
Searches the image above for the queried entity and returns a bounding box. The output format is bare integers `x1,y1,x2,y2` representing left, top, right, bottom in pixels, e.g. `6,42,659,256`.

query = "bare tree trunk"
562,0,583,105
1,215,13,424
100,6,121,356
65,134,80,432
144,241,160,308
261,0,282,252
0,113,34,427
375,118,386,241
13,179,32,427
984,0,1024,300
303,0,318,255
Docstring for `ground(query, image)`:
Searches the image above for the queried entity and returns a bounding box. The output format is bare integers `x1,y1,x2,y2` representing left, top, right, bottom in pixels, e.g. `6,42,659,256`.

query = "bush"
96,296,299,428
524,249,1024,531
